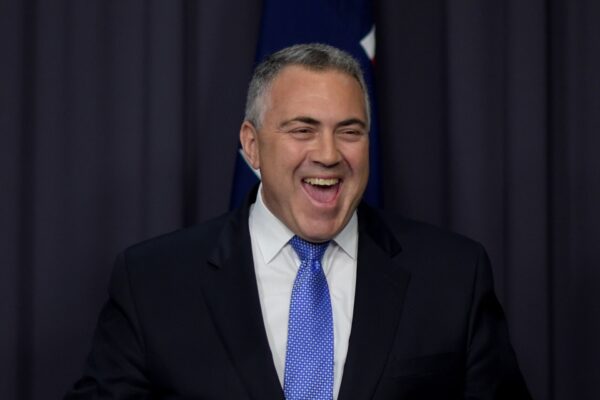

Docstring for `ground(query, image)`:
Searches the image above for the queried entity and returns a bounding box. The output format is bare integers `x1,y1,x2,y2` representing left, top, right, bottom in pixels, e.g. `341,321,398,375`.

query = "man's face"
240,65,369,242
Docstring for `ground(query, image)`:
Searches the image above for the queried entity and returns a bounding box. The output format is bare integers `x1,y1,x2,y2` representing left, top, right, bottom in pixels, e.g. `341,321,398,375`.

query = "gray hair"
244,43,371,129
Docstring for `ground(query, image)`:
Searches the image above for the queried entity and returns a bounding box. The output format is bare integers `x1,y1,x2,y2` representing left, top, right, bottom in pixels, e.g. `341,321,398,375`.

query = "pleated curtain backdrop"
376,1,600,399
1,1,599,400
1,1,262,399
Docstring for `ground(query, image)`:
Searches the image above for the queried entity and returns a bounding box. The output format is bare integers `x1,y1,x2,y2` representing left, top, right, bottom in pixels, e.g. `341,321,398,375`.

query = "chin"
298,221,341,243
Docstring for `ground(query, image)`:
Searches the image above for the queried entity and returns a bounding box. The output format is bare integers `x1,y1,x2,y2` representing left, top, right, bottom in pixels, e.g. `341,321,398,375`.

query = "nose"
312,132,342,167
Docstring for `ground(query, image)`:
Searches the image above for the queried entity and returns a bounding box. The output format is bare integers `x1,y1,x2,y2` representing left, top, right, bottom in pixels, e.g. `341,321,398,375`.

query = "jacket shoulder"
120,210,236,270
364,206,485,258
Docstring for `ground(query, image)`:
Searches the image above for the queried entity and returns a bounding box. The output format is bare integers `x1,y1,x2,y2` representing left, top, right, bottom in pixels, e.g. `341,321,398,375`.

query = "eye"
339,128,365,140
289,127,315,137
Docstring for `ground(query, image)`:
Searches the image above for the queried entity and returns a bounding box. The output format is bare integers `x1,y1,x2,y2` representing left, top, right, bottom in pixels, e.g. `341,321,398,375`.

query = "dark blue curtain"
376,1,600,399
1,1,598,399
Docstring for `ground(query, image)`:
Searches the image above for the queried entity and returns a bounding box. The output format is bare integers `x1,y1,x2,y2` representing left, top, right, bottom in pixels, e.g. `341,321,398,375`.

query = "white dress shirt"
249,186,358,399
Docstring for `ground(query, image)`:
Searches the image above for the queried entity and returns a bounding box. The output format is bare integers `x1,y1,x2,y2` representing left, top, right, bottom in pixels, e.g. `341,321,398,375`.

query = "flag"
230,0,381,208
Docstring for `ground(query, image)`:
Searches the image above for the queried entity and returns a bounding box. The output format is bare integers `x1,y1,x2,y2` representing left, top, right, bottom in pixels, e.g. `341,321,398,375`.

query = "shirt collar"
333,212,358,260
251,184,358,263
251,186,295,264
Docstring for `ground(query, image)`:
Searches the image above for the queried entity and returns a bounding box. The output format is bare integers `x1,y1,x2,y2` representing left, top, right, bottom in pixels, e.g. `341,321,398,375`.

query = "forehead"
268,65,360,93
263,65,366,121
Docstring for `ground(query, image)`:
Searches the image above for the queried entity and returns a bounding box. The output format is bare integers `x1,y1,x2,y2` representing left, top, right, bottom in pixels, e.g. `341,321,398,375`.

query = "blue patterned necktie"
284,235,334,400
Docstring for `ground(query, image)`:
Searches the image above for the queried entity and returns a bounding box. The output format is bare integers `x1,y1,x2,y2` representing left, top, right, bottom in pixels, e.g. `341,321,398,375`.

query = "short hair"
244,43,370,129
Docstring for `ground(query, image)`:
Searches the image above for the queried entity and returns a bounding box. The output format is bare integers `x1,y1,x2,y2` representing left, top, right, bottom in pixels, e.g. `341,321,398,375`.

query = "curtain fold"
376,1,600,399
1,1,262,398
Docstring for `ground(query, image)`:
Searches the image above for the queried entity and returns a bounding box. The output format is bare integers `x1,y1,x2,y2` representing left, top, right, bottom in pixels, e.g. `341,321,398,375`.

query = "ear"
239,121,260,170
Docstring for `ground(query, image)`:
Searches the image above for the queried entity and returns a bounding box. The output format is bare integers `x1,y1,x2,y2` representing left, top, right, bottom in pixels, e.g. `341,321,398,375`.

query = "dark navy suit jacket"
66,191,531,399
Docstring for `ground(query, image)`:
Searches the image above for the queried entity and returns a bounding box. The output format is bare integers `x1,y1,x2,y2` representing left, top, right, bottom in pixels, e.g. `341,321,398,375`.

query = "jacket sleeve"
464,245,532,400
64,252,153,399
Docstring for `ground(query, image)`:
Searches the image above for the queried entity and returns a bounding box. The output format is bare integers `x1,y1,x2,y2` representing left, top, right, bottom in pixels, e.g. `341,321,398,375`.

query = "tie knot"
289,235,330,263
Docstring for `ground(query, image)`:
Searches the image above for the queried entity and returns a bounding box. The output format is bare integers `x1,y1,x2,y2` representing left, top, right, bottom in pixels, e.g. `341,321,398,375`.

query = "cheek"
272,143,306,171
260,144,302,183
344,145,370,175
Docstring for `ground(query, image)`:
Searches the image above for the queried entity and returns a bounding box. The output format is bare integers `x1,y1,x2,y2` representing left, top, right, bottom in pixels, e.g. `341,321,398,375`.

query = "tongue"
304,183,339,203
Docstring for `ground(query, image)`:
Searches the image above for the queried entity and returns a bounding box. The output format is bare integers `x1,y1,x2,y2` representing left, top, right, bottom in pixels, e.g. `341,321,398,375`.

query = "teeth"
303,178,340,186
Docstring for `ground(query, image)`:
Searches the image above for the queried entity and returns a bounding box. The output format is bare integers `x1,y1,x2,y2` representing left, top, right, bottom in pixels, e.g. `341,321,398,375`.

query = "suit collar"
205,193,410,400
203,186,285,399
206,185,255,268
338,203,411,399
356,202,402,256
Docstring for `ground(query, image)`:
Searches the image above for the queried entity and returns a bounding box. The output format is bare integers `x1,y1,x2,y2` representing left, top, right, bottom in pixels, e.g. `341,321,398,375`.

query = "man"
66,44,531,399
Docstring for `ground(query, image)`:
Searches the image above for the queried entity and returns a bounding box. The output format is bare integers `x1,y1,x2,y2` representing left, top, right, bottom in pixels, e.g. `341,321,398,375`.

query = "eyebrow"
278,116,367,130
335,118,367,130
279,116,321,129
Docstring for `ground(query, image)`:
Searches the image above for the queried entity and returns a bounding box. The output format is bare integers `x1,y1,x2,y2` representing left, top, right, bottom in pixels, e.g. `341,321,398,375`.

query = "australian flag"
230,0,381,208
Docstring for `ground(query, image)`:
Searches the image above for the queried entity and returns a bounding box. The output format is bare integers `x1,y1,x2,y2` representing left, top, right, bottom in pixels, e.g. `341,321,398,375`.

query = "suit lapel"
338,205,411,400
199,196,409,400
200,189,284,400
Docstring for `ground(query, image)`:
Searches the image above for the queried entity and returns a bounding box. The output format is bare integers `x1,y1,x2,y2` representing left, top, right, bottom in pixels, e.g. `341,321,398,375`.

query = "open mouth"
302,177,341,204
